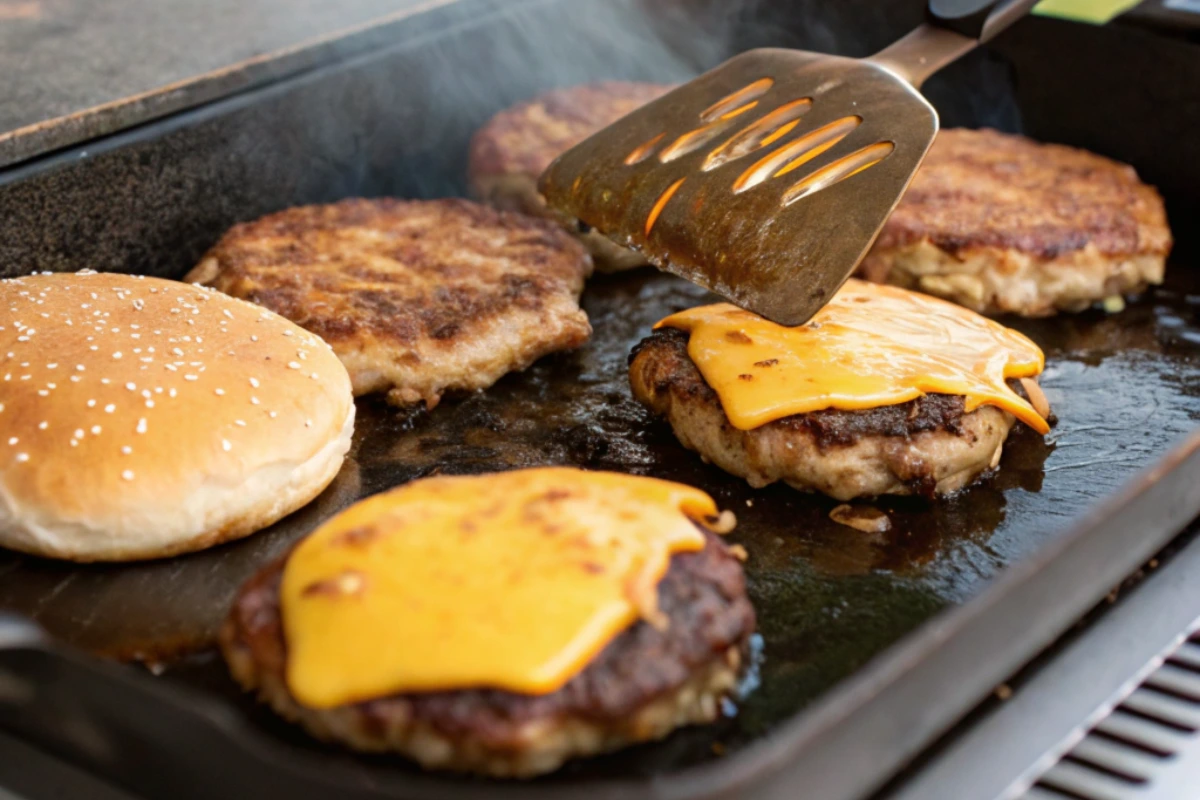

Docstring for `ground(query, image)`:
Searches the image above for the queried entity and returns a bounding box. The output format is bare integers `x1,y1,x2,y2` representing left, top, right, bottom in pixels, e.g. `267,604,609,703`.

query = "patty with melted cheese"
629,281,1052,501
186,198,592,409
220,469,755,777
468,82,673,272
859,128,1172,317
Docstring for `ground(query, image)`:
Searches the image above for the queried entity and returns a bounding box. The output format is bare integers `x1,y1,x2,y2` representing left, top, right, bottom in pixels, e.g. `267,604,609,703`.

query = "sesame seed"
47,363,57,369
145,400,154,408
87,399,96,407
136,418,147,434
112,352,122,360
249,378,260,388
250,396,259,405
104,404,115,413
121,446,132,455
91,425,101,435
234,420,246,427
121,470,134,481
7,437,17,445
283,330,293,337
37,389,48,396
215,388,225,396
184,374,198,381
287,362,301,370
73,429,83,438
37,421,47,430
75,364,85,371
269,411,277,418
126,382,136,391
310,373,319,380
305,419,312,427
168,388,176,398
15,453,28,463
222,439,232,452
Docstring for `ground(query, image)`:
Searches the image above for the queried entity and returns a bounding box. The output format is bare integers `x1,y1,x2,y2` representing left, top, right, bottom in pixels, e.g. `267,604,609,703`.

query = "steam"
227,0,1021,205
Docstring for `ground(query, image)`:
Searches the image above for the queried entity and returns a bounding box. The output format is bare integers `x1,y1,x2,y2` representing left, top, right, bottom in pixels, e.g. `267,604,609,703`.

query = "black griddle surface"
0,264,1196,780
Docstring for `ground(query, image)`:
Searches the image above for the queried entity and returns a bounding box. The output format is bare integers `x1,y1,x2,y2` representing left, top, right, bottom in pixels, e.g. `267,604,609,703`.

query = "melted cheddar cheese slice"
656,279,1048,434
280,467,725,709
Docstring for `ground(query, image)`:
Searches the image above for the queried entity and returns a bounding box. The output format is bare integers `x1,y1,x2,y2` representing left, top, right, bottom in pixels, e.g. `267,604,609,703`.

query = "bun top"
0,271,354,540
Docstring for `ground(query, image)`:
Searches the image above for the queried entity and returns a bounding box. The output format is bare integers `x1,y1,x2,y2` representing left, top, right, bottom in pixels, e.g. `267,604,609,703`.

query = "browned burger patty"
860,128,1172,316
221,528,755,778
630,328,1033,500
468,82,673,272
185,198,592,409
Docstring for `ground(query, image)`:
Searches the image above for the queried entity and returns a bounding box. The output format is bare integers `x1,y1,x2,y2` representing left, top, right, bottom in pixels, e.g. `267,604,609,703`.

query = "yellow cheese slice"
280,467,725,709
656,279,1048,434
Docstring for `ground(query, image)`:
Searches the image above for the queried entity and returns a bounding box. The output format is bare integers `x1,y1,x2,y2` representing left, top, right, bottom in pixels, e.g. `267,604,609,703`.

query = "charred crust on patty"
186,198,592,409
630,328,1029,500
221,528,755,776
631,329,981,447
872,129,1170,260
860,129,1171,316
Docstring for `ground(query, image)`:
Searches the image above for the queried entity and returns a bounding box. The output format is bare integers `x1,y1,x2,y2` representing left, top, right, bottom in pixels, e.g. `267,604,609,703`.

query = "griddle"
0,1,1197,799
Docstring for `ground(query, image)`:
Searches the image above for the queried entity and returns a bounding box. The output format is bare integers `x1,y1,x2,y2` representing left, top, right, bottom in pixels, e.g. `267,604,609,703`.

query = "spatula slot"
732,116,862,194
645,177,687,236
659,116,745,163
625,133,667,166
780,141,895,206
702,98,814,172
700,78,774,123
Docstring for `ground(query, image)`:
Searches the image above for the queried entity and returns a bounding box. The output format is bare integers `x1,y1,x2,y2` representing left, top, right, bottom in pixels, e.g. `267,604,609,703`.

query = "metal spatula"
539,0,1040,325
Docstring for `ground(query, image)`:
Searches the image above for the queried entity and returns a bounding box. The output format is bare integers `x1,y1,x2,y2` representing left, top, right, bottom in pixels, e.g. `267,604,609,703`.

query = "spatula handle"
927,0,1042,43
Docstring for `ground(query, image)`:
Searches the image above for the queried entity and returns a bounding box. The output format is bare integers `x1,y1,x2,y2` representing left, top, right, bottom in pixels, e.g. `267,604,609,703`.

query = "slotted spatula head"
538,0,1039,326
540,51,934,326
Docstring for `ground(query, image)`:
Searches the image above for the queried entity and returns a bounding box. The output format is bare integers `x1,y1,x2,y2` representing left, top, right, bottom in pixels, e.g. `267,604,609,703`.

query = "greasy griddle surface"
0,268,1197,780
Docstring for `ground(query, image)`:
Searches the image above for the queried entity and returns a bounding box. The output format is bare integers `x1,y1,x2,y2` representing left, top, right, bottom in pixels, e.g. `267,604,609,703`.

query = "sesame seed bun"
0,272,355,562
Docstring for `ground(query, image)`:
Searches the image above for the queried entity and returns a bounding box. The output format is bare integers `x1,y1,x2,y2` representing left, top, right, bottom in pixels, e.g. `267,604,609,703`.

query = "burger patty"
859,128,1172,316
468,82,673,272
221,528,755,777
185,198,592,409
630,328,1027,500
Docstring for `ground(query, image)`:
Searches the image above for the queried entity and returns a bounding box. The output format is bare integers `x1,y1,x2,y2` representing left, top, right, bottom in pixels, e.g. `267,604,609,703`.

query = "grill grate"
1020,633,1200,799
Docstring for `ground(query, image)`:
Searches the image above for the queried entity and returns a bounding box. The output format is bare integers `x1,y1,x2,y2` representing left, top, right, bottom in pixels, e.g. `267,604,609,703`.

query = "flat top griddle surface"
0,264,1196,781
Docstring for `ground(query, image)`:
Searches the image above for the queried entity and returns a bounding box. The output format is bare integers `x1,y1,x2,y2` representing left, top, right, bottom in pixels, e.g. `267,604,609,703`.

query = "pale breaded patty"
186,198,592,409
221,528,754,778
630,328,1032,500
468,82,673,272
860,129,1172,316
